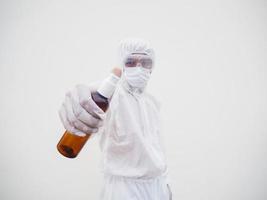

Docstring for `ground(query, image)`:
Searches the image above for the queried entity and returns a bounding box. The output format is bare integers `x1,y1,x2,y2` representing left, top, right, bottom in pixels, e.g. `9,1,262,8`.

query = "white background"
0,0,266,199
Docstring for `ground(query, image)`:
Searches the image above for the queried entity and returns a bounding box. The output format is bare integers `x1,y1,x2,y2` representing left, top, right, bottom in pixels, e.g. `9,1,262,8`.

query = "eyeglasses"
124,55,153,69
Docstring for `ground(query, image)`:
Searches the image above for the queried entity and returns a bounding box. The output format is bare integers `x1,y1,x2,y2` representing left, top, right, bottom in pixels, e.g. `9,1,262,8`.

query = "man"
59,38,172,200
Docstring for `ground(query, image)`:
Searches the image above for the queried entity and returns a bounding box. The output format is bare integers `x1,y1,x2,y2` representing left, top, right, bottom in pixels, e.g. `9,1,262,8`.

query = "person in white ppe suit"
59,38,172,200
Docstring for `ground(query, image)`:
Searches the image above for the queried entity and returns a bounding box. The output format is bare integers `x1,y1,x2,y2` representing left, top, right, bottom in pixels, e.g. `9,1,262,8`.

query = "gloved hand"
58,82,106,136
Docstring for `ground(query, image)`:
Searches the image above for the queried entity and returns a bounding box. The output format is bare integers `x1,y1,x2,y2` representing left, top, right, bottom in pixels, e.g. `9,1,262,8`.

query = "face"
122,53,153,89
123,53,153,73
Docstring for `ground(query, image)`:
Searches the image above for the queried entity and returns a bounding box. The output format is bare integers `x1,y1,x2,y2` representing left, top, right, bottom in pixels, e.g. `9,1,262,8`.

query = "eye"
125,61,133,65
125,59,136,67
141,59,153,69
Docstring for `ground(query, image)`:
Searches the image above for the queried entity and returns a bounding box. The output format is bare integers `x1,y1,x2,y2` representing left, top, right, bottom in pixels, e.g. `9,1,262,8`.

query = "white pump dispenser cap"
97,69,121,99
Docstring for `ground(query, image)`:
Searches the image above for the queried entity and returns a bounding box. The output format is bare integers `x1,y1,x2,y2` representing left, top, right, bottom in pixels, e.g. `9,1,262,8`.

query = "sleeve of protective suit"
58,80,107,137
147,92,173,188
154,96,173,198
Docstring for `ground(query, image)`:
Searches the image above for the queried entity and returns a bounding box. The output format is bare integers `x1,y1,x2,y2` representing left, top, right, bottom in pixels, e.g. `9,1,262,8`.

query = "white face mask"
123,67,151,89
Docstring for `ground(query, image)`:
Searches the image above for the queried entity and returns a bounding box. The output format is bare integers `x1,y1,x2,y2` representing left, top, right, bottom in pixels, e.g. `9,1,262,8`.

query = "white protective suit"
95,38,172,200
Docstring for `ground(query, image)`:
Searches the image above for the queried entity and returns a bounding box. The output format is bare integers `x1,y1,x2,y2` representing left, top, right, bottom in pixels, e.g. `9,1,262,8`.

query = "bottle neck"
96,91,108,100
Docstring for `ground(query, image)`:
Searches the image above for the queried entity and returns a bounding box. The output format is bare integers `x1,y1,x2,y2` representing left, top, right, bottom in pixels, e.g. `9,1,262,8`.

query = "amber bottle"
57,69,121,158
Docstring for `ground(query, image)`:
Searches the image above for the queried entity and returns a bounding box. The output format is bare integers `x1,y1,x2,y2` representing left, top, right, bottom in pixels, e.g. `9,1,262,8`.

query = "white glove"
58,82,106,136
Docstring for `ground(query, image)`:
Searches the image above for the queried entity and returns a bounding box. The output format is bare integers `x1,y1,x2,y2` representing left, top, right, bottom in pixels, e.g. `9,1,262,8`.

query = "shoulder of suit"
109,85,125,110
144,91,162,111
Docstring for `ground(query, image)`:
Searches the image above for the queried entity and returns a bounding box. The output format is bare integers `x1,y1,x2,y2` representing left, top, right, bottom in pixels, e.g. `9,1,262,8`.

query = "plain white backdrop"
0,0,266,199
